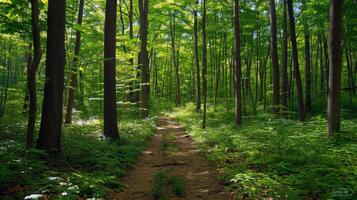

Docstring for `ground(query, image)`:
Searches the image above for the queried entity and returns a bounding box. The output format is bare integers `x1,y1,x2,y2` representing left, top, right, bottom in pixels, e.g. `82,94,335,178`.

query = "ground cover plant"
167,103,357,199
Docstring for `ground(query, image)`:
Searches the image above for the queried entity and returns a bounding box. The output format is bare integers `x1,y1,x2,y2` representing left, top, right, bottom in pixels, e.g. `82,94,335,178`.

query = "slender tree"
193,0,201,112
37,0,66,152
269,0,280,114
104,0,119,139
65,0,85,124
234,0,242,125
27,0,42,148
305,26,312,112
202,0,207,129
328,0,344,134
139,0,149,118
281,0,288,114
170,13,181,107
287,0,305,121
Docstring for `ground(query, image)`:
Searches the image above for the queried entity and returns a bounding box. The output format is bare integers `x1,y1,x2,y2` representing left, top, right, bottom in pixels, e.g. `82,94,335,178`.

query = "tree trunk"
202,0,208,129
281,0,289,114
27,0,42,148
170,13,181,107
234,0,242,125
139,0,149,118
37,0,66,153
287,0,305,121
269,0,280,115
65,0,84,124
305,26,312,112
194,0,201,112
328,0,344,135
103,0,119,139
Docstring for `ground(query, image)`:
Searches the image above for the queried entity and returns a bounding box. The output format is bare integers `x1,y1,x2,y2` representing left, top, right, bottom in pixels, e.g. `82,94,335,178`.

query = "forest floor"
107,116,235,200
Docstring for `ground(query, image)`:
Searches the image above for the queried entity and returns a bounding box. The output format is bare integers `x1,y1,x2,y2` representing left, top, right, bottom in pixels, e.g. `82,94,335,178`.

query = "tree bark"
281,0,289,114
104,0,119,139
202,0,208,129
234,0,242,125
170,13,181,107
287,0,305,121
194,0,201,112
328,0,344,135
269,0,280,115
27,0,42,148
65,0,84,124
139,0,149,118
37,0,65,153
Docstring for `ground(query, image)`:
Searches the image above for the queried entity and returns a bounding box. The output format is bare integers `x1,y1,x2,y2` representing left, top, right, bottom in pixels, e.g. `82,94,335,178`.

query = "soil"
106,116,235,200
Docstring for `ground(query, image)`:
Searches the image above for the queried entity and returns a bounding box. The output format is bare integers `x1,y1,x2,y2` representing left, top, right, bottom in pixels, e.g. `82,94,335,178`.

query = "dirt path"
107,116,235,200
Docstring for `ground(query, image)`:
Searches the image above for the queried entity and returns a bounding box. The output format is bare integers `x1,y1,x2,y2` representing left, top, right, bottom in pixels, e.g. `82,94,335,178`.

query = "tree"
234,0,242,125
269,0,280,114
304,26,312,112
170,12,181,107
193,0,201,113
104,0,119,139
37,0,66,152
202,0,207,129
139,0,149,118
287,0,305,121
27,0,42,148
65,0,85,124
281,0,289,114
328,0,344,134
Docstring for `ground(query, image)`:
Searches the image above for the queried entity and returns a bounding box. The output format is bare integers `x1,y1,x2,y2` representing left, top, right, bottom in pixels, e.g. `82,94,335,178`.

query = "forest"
0,0,356,199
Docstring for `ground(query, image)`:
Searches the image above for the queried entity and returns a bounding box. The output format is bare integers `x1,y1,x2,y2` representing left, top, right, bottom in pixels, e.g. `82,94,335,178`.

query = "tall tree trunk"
65,0,84,124
305,26,312,112
328,0,344,135
234,0,242,125
37,0,65,153
104,0,119,139
287,0,305,121
139,0,149,118
194,0,201,112
269,0,280,114
27,0,42,148
170,13,181,107
281,0,289,114
202,0,208,129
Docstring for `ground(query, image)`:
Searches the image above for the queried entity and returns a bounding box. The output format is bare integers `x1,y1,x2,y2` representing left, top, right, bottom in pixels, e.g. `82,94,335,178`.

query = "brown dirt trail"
107,116,235,200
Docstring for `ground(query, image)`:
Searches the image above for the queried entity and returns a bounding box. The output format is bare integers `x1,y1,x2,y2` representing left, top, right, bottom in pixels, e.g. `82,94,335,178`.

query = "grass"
167,102,357,200
152,170,186,200
0,115,156,199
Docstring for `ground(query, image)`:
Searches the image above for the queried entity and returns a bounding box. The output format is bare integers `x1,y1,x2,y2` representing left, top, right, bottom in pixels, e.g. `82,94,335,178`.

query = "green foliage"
168,103,357,199
0,118,156,199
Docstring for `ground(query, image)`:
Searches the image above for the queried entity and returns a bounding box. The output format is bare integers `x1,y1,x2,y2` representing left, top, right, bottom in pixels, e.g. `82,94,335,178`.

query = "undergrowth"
152,170,186,200
0,117,156,199
167,103,357,200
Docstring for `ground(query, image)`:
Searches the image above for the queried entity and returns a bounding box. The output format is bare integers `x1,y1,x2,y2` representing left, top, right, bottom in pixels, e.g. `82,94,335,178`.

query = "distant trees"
103,0,119,139
26,0,42,148
37,0,66,152
234,0,242,125
328,0,344,134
